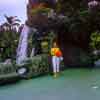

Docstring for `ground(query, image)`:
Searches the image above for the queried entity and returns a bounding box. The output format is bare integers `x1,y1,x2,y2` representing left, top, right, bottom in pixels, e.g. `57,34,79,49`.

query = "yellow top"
51,48,60,56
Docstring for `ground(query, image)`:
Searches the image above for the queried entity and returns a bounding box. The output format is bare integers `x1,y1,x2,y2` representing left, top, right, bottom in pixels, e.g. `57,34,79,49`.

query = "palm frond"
14,19,21,22
2,22,10,27
12,23,20,26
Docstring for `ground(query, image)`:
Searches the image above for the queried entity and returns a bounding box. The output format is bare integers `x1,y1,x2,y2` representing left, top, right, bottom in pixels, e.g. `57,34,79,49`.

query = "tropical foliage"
0,31,19,61
3,15,21,31
90,31,100,50
16,54,49,79
0,15,21,61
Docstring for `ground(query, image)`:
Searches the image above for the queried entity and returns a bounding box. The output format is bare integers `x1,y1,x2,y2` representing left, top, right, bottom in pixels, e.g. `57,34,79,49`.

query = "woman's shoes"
53,72,60,78
53,73,57,78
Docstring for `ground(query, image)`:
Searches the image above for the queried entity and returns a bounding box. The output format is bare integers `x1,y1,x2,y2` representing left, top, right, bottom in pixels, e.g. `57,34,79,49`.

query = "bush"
89,31,100,63
90,31,100,50
0,63,14,74
16,54,49,79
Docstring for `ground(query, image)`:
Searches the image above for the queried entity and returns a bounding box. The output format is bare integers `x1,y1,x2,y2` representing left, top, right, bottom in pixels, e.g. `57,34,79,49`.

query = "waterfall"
16,24,30,64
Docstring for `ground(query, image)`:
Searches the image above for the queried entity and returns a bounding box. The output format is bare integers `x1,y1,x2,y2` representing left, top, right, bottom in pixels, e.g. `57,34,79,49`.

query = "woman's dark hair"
52,37,59,47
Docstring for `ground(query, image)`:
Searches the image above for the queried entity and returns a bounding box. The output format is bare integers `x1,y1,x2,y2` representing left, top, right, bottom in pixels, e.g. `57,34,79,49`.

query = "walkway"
0,69,100,100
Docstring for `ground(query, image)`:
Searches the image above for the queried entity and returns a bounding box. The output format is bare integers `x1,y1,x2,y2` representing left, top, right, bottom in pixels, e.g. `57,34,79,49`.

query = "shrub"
16,54,49,79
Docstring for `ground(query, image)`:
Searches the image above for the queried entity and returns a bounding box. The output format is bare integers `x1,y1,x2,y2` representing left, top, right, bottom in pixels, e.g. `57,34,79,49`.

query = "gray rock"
94,59,100,67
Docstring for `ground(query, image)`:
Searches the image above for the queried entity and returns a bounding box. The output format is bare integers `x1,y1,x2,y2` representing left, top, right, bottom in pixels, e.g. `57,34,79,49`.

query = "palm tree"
2,15,21,32
0,15,21,61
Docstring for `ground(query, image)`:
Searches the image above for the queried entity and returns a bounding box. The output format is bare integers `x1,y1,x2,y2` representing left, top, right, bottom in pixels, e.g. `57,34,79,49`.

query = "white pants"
52,56,60,73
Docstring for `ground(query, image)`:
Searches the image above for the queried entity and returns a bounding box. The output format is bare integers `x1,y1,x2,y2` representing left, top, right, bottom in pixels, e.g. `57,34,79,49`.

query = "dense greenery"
0,31,19,61
16,54,50,79
1,0,100,63
49,0,100,66
90,31,100,50
1,0,100,80
0,15,20,61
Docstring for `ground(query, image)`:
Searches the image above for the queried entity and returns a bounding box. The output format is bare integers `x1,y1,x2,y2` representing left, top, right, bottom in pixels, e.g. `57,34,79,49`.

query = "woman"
51,41,62,78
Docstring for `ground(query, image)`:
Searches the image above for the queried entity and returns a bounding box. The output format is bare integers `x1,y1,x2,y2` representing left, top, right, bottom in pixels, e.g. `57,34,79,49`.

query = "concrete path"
0,69,100,100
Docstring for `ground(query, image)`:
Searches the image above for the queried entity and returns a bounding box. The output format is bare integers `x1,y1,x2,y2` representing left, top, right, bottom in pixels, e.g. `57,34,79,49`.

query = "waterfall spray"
16,24,30,64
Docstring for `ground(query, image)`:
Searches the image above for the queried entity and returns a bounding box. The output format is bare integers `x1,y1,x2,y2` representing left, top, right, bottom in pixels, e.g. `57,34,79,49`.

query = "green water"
0,69,100,100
